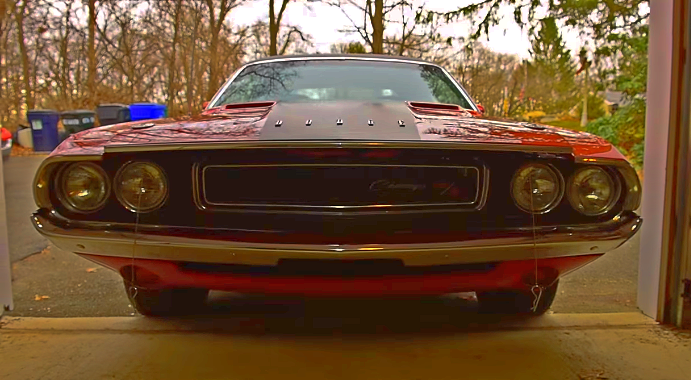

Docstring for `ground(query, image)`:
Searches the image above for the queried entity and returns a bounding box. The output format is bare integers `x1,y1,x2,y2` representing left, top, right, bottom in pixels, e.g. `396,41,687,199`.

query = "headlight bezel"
567,166,622,216
510,163,565,214
55,162,111,214
114,160,169,213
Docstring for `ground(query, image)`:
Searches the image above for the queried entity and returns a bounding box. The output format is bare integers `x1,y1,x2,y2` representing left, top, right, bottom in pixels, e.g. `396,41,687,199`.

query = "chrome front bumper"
32,212,642,266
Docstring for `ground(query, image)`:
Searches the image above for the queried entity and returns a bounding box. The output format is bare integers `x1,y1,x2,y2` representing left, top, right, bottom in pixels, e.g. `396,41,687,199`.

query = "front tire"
125,282,209,317
476,280,559,315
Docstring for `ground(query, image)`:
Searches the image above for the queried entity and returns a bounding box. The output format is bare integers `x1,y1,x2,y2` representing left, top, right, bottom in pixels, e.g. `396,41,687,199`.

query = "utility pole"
578,48,591,128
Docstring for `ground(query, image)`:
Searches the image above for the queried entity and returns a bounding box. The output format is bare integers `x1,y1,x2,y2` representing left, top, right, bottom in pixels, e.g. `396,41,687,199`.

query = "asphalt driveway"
3,155,48,262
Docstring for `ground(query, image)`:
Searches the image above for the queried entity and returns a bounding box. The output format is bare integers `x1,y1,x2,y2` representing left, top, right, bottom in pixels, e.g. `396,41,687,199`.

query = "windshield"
211,60,475,110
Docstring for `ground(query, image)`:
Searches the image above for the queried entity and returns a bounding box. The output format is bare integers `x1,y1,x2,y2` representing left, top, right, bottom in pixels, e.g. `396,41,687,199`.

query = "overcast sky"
230,0,584,58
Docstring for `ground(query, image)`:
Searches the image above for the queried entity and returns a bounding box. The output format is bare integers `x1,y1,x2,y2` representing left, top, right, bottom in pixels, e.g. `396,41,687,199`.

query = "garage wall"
638,0,675,319
0,157,13,313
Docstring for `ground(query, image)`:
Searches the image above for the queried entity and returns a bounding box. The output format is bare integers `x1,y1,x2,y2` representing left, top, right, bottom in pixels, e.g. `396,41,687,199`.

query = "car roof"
245,54,433,66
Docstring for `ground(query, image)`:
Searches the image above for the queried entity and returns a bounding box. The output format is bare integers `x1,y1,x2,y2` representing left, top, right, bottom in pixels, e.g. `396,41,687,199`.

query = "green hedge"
586,98,645,169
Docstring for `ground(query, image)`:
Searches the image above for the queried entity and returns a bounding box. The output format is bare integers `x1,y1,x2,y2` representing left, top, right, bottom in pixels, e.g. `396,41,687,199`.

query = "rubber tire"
476,280,559,315
124,282,209,317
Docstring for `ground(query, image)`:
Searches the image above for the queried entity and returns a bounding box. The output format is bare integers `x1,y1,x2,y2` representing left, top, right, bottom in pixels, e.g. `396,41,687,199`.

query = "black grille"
201,164,481,209
179,259,497,277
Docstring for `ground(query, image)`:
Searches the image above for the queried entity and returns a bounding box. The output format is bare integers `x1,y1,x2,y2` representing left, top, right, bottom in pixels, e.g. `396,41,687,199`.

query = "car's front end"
31,55,642,316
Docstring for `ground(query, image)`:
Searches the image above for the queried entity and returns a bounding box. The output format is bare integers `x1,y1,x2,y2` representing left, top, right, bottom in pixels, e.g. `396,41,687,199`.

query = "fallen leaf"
34,295,50,301
578,370,608,380
86,268,98,273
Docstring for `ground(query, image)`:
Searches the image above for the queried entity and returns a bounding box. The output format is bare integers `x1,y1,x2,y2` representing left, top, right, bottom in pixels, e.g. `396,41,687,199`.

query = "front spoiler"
32,212,642,267
79,253,601,295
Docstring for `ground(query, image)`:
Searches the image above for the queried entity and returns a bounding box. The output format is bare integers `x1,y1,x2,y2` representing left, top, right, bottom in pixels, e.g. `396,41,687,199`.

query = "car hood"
52,101,616,158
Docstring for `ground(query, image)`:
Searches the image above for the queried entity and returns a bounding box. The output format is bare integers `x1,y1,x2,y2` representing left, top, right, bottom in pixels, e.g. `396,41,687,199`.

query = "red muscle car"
32,55,642,316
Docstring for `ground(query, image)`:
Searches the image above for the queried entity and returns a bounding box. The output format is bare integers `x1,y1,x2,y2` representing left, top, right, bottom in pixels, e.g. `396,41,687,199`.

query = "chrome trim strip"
32,213,642,266
104,141,574,154
207,56,478,111
574,157,631,167
199,163,482,210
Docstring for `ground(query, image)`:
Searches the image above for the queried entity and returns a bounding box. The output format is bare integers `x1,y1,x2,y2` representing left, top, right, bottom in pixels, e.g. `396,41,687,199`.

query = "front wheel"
476,280,559,315
124,282,209,317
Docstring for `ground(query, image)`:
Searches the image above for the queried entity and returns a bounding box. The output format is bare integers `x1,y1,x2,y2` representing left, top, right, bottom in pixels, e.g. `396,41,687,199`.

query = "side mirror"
202,101,210,110
476,104,485,114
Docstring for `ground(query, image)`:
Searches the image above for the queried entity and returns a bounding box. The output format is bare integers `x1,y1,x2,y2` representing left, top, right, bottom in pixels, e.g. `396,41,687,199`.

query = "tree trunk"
268,0,289,56
205,0,237,99
371,0,384,54
60,6,71,105
207,31,220,99
15,2,33,111
269,0,277,56
188,4,200,114
87,0,97,107
167,0,183,115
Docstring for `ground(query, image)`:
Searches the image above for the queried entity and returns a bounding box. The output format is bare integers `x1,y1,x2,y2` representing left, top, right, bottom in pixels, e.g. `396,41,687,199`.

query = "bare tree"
204,0,242,98
249,20,312,59
324,0,403,54
12,0,34,110
268,0,290,56
87,0,96,107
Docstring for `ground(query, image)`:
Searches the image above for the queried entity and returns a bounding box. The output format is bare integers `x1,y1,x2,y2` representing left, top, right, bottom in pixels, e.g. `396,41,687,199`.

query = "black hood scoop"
258,101,421,141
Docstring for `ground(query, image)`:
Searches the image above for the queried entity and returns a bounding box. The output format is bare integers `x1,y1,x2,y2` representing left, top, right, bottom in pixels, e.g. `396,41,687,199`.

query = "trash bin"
96,104,130,126
129,103,167,121
61,110,96,135
26,110,60,152
16,126,32,148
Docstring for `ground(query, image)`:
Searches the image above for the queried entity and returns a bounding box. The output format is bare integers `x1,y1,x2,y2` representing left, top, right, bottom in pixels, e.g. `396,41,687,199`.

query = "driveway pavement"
3,155,48,262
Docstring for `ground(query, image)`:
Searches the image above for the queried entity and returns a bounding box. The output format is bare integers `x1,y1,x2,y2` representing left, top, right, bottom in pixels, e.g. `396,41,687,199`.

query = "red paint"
47,100,626,167
1,127,10,141
79,253,601,296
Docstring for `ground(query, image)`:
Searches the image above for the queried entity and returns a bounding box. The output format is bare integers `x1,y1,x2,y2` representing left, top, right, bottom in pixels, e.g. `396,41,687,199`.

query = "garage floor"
1,312,689,380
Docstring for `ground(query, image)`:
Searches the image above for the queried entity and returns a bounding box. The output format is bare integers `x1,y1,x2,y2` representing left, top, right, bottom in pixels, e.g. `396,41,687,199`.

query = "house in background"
602,90,633,114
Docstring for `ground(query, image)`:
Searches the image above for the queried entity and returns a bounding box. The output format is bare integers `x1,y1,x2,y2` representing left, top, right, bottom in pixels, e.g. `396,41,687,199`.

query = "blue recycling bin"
129,103,167,121
27,109,60,152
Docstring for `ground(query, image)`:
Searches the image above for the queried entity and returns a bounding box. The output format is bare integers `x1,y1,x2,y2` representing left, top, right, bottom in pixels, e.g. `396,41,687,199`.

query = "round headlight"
58,162,110,213
567,167,619,216
114,162,168,212
511,164,563,213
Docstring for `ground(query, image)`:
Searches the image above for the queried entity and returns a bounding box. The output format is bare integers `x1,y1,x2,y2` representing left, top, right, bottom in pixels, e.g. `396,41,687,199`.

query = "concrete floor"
1,312,689,380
